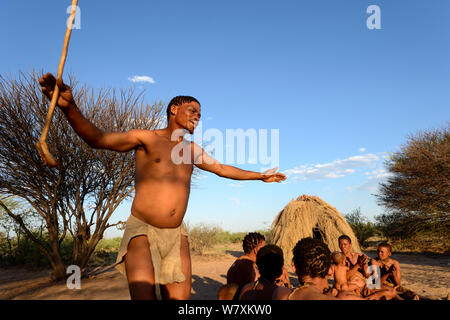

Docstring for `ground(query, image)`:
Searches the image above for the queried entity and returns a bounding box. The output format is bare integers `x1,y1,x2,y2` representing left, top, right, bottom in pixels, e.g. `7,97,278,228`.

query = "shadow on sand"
225,250,242,258
190,274,225,300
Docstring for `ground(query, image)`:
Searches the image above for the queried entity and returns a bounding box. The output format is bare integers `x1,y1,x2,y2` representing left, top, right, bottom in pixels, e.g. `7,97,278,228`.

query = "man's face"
339,239,352,255
377,246,391,261
172,102,201,134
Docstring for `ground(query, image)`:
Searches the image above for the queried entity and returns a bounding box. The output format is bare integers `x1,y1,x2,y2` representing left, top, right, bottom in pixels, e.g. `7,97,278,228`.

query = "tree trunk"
73,233,102,274
51,261,67,281
47,222,66,281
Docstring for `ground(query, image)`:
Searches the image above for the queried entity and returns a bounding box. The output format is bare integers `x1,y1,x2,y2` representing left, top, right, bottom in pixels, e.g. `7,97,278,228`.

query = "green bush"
0,230,73,268
96,237,122,251
0,231,122,268
185,223,221,255
344,208,379,248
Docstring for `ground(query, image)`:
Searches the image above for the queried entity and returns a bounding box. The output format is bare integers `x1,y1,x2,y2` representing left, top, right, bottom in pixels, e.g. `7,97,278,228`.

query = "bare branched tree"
0,71,164,280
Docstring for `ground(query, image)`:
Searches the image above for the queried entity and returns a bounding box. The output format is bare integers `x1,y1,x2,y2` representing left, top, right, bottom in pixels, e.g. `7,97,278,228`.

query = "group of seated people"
218,233,410,300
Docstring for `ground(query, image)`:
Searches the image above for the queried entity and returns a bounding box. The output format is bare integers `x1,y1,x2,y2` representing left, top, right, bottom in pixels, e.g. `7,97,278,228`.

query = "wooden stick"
36,0,79,168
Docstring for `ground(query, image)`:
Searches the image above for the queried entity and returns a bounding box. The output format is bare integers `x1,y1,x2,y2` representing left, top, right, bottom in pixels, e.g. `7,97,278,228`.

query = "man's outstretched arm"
191,143,286,183
39,73,146,152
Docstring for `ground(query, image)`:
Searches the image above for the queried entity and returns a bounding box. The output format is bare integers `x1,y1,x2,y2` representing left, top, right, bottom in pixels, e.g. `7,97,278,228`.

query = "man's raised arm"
39,73,145,152
190,142,286,183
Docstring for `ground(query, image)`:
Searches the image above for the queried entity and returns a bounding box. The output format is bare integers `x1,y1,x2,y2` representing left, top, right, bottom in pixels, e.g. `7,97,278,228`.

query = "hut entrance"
312,226,323,241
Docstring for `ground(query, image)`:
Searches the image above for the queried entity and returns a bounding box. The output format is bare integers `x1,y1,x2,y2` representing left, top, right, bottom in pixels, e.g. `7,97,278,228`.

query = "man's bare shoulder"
132,129,165,145
389,258,400,267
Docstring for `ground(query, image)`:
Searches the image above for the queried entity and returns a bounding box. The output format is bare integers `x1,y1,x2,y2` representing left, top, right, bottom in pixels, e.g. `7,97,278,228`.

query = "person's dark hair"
242,232,265,254
166,96,200,120
292,237,331,280
377,242,392,252
338,235,351,244
256,245,284,281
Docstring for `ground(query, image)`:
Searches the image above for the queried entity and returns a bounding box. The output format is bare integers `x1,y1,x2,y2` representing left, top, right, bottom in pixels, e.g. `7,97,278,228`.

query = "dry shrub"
185,223,221,255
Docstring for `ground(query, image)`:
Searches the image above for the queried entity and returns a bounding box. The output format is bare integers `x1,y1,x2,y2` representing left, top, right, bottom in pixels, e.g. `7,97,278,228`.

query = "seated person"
239,244,289,300
370,242,401,287
331,251,362,293
338,235,371,282
272,238,396,300
218,232,266,300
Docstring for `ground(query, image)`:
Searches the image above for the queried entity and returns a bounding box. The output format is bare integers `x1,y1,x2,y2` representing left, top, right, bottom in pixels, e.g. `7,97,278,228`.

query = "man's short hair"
377,242,392,252
292,237,332,280
256,245,284,281
242,232,265,254
166,96,200,120
338,235,352,244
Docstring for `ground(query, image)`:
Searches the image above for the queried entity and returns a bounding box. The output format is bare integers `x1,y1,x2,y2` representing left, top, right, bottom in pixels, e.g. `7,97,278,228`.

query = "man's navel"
170,209,176,216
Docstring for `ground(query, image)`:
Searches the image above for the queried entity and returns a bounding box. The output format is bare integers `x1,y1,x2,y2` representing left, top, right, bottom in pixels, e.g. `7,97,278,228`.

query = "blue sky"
2,1,449,237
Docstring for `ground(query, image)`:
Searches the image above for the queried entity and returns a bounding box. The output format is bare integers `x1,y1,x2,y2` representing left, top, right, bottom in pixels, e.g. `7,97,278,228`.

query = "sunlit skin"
272,265,365,300
338,239,370,280
38,73,286,300
371,246,402,286
232,240,266,283
332,254,360,292
273,258,396,300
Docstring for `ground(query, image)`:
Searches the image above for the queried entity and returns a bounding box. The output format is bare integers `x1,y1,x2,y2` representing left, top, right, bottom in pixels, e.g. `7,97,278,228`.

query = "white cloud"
284,153,379,181
348,168,393,193
359,147,366,152
128,75,155,84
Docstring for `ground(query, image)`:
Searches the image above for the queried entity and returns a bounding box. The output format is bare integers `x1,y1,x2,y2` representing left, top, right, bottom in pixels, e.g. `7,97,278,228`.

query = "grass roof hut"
270,195,361,265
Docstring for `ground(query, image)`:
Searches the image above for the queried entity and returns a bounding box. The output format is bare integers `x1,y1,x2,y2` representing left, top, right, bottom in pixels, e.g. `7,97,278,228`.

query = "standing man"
38,73,286,300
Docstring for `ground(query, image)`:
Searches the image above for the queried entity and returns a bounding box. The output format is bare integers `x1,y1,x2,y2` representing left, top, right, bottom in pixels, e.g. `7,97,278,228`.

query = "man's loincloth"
115,214,188,299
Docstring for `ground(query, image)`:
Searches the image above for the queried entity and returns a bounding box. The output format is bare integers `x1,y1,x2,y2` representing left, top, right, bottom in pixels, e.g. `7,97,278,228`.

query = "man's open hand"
39,73,75,109
261,167,287,183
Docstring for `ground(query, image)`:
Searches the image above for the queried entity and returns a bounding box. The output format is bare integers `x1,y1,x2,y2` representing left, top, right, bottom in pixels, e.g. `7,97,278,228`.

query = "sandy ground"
0,243,449,300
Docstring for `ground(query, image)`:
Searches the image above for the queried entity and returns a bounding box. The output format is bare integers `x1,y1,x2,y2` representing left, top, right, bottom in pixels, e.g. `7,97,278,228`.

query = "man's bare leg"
124,235,156,300
161,234,192,300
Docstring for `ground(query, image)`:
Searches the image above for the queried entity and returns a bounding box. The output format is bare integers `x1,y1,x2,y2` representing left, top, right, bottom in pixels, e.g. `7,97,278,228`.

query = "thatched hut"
270,195,361,265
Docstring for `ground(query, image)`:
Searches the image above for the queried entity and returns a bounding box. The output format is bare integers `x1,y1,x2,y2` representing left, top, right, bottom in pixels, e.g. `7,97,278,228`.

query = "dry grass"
270,195,361,265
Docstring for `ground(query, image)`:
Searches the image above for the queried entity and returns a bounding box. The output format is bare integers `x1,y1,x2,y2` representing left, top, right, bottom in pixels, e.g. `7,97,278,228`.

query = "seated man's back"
225,232,266,299
227,258,256,287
